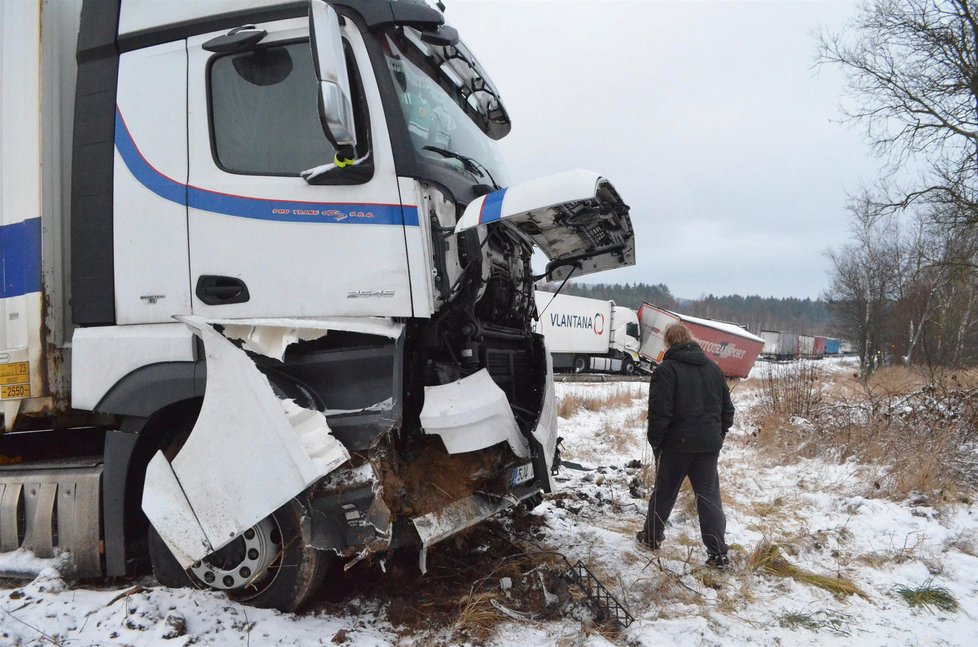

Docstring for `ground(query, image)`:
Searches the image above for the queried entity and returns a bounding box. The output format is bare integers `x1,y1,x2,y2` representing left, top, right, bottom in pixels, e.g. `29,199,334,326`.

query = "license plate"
512,462,535,487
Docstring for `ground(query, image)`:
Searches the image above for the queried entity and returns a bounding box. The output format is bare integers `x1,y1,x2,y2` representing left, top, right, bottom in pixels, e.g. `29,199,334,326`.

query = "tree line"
537,281,832,336
819,0,978,371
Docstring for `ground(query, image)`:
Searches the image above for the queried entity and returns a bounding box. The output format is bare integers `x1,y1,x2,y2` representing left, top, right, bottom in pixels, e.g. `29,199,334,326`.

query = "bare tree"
817,0,978,224
820,0,978,367
825,199,904,374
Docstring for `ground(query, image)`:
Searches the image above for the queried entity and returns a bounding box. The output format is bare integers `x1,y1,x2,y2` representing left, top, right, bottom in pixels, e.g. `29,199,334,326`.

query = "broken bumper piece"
411,487,539,573
420,368,529,457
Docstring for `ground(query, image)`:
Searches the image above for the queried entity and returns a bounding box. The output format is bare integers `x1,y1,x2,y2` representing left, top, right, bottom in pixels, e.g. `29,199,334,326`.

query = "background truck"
798,334,816,358
533,290,641,374
760,329,800,361
0,0,635,611
637,304,764,379
825,338,841,355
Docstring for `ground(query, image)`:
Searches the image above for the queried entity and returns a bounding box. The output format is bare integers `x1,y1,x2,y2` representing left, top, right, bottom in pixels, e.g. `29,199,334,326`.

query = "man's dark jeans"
645,450,728,555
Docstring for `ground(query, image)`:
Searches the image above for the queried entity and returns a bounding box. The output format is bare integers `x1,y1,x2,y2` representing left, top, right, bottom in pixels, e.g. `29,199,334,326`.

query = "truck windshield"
382,28,509,187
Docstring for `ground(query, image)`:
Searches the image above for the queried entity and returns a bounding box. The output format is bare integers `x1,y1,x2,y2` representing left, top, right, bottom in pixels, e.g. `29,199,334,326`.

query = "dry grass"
750,363,978,501
557,386,644,418
748,542,866,598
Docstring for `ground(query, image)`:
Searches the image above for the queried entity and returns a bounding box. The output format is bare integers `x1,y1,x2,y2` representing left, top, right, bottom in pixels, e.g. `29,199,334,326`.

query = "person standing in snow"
638,323,735,568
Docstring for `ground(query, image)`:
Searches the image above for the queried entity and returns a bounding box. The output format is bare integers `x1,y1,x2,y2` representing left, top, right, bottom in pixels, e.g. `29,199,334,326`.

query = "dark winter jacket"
648,342,735,453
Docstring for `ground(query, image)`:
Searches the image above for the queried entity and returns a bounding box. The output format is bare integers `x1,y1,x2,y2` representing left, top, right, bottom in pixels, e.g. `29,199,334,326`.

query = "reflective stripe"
0,218,42,298
114,108,419,227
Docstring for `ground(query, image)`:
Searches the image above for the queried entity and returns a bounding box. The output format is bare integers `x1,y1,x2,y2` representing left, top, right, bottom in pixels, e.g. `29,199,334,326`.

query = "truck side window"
209,41,362,176
627,323,639,338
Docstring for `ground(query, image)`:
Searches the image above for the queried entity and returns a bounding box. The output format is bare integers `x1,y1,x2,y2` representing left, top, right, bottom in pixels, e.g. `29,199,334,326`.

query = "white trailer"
759,330,798,360
0,0,636,611
534,291,641,374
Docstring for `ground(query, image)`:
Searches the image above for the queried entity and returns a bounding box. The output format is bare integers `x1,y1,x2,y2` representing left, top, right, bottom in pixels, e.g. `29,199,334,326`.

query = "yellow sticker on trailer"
0,362,29,379
1,384,31,399
0,361,30,399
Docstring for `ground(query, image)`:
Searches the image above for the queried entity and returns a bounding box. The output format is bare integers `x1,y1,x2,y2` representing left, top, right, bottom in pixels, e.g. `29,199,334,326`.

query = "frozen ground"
2,365,977,646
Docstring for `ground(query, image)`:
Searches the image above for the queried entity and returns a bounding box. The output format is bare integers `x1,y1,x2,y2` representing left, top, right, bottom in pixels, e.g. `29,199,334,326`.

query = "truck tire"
573,355,588,373
622,358,636,375
148,498,329,612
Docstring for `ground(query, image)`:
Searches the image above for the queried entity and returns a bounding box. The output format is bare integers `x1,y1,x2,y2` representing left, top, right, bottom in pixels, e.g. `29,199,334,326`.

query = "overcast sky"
443,0,879,299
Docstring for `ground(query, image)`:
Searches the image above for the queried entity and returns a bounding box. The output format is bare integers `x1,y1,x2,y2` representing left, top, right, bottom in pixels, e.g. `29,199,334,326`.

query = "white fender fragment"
141,318,350,568
419,369,529,457
532,351,558,491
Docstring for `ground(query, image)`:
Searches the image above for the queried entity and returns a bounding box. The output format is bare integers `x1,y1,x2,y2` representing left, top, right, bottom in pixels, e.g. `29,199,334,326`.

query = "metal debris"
563,559,634,628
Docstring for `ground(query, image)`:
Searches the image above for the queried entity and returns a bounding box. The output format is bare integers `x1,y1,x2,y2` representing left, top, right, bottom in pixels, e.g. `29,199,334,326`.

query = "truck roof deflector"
454,170,635,280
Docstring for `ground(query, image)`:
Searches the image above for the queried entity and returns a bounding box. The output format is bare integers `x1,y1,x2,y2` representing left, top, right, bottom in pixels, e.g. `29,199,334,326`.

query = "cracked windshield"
383,29,509,187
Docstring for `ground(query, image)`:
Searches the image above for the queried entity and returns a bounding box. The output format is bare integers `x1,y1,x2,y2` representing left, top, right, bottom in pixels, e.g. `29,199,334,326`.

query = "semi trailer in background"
0,0,636,612
798,334,815,358
760,330,799,361
637,304,764,379
533,291,641,374
760,332,846,360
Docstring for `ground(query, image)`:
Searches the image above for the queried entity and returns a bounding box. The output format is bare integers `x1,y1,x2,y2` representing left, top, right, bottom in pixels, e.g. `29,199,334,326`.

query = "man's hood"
663,342,708,366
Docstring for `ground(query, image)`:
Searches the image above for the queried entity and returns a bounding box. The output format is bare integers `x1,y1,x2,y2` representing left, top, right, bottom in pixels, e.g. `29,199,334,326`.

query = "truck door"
185,18,414,318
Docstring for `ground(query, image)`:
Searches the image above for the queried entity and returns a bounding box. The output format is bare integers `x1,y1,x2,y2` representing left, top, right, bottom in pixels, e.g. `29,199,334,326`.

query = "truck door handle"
195,275,250,305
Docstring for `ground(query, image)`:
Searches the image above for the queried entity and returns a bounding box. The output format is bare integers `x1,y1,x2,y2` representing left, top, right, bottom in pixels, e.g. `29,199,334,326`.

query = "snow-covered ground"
2,371,976,646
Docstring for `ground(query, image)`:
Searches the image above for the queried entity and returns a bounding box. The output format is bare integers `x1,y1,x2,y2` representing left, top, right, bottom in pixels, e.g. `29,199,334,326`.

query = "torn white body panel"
532,352,559,491
419,369,529,457
142,318,350,568
454,170,635,280
182,315,403,361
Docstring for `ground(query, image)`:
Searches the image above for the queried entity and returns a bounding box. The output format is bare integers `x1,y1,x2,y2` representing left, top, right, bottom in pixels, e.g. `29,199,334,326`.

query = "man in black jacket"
638,323,735,567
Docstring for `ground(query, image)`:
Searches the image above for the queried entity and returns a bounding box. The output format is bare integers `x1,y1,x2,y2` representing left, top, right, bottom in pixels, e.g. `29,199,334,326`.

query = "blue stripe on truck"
478,188,507,224
114,108,419,227
0,217,42,298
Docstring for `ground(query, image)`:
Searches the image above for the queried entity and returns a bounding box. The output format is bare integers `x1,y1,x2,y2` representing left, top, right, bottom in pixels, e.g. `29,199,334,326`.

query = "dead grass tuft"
558,386,644,418
748,542,865,598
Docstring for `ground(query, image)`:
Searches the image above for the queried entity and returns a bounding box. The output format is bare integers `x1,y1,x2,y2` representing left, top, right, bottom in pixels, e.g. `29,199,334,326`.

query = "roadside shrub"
751,364,978,500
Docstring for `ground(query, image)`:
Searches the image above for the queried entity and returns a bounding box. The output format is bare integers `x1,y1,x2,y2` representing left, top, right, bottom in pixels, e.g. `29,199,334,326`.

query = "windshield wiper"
423,145,500,190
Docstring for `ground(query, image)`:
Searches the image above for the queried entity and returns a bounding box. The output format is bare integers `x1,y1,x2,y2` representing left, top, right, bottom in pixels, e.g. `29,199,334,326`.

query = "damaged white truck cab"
0,0,634,611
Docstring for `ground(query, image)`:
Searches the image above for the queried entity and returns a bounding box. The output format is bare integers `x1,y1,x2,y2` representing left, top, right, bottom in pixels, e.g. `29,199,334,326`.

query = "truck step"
0,458,103,578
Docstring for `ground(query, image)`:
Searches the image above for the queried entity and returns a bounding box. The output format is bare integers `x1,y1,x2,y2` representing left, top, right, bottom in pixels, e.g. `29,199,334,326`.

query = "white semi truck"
0,0,635,611
533,291,641,374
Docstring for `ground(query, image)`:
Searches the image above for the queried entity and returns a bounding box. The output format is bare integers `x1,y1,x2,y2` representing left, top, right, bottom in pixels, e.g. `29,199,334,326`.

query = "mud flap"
142,318,350,568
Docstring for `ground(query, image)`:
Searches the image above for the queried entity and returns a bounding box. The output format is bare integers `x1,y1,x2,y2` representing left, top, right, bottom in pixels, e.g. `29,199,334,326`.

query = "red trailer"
637,304,765,379
813,336,826,358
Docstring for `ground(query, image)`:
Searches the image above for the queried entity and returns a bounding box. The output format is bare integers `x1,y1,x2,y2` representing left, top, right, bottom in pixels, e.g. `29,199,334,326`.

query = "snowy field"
3,365,977,646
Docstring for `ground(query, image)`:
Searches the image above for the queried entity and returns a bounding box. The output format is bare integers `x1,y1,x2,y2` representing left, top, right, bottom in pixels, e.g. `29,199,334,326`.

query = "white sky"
444,0,879,299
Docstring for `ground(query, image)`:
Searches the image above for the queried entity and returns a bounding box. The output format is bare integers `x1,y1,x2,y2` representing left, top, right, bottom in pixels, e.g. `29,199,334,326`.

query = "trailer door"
183,19,414,318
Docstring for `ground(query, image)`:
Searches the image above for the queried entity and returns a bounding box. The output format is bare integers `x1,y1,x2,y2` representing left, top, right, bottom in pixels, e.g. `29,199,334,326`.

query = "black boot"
706,552,730,568
636,530,660,550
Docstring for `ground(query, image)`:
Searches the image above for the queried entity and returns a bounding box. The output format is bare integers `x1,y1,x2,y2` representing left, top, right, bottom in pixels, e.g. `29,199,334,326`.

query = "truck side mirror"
309,0,356,151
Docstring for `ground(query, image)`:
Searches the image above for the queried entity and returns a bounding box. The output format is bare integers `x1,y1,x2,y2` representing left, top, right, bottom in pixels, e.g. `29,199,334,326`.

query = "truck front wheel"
148,498,329,612
622,357,636,375
573,355,588,373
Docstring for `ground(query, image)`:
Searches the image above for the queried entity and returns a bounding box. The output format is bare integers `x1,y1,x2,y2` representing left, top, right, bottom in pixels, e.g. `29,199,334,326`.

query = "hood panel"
455,170,635,279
